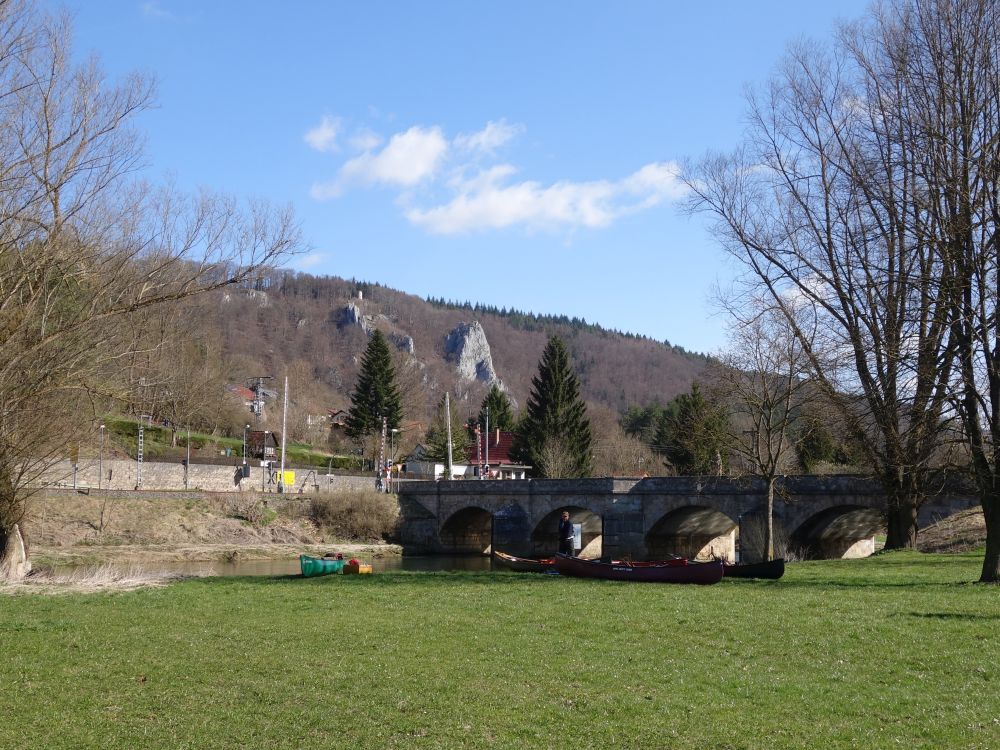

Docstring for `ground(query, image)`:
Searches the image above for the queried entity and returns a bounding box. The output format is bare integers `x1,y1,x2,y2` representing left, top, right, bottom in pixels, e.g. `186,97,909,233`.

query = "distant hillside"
202,270,709,435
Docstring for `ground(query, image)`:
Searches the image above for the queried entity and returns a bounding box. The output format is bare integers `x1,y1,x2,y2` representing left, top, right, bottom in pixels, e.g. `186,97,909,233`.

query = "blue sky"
55,0,870,353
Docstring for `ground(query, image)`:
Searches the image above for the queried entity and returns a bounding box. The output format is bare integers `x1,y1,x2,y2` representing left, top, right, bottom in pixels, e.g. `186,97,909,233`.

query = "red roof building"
229,385,256,401
466,429,515,465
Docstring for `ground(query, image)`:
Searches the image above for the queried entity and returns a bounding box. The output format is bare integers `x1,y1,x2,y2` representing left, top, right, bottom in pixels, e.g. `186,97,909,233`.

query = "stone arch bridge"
397,475,977,561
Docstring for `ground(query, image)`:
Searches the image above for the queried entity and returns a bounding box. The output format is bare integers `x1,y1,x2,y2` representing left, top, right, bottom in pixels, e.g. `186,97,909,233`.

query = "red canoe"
493,550,556,573
554,554,724,584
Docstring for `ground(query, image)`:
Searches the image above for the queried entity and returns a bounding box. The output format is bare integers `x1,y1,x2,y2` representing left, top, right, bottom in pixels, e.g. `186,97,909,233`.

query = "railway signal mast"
246,375,273,423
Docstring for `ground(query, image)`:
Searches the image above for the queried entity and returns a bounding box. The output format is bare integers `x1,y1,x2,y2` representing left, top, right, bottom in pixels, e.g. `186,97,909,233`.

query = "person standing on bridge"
558,511,575,556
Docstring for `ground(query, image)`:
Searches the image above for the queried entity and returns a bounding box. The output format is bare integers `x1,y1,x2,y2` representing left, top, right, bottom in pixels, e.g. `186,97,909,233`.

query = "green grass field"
2,552,998,749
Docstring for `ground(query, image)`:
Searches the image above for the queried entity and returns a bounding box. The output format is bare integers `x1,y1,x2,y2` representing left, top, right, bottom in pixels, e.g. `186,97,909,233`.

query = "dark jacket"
558,517,573,541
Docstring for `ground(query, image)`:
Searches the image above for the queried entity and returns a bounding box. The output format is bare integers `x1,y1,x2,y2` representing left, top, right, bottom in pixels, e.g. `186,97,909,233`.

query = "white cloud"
454,119,523,154
304,116,341,153
141,1,177,21
295,252,329,270
407,160,687,235
623,162,688,202
307,116,686,234
309,181,341,201
312,125,447,199
349,128,383,152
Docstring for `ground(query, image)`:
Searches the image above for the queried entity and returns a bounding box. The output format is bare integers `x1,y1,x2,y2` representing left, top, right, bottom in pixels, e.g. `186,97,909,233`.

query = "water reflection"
63,554,494,578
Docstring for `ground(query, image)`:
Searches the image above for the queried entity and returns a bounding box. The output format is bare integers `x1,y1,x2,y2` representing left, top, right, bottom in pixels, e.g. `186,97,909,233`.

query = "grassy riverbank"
2,552,998,749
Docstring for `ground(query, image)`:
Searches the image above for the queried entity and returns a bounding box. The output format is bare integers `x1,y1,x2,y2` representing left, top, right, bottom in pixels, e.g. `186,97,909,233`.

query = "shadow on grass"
773,579,980,589
178,572,984,590
180,571,963,591
181,570,567,589
907,611,1000,621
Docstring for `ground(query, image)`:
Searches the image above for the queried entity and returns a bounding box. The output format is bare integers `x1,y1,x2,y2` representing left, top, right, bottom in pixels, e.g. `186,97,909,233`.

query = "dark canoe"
554,554,724,584
723,559,785,580
493,551,555,573
300,555,346,577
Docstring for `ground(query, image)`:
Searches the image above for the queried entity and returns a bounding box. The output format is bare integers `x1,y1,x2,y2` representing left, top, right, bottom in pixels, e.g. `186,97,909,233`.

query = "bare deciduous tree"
685,7,956,550
710,302,815,561
0,2,301,580
588,402,661,477
895,0,1000,582
536,437,577,480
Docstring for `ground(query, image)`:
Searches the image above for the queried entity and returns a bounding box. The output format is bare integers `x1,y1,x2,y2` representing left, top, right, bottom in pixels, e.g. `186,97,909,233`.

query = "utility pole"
185,428,190,490
262,433,268,492
98,423,105,491
246,375,273,424
485,406,490,478
136,421,145,490
475,423,482,479
445,391,453,480
278,376,288,493
378,416,387,491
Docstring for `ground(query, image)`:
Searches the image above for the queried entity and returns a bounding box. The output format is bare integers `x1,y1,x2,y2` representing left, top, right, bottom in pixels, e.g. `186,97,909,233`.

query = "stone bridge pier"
396,475,979,562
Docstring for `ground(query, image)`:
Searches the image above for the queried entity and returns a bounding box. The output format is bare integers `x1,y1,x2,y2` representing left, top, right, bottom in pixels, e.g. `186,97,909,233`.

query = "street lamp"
98,423,105,490
243,423,250,465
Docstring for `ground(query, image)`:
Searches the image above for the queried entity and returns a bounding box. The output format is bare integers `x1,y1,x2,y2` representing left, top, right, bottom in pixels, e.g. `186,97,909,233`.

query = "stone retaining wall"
37,458,375,495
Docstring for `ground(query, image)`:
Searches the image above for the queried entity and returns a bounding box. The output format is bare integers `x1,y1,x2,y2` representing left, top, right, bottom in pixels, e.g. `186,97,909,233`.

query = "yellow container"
343,562,373,575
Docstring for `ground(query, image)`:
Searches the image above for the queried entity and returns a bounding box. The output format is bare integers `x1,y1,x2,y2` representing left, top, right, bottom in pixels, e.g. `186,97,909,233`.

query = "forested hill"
205,270,710,427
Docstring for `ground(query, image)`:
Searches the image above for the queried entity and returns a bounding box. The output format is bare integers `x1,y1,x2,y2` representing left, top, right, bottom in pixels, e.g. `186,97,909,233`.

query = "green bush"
309,490,399,542
284,449,362,471
225,497,276,528
328,455,364,471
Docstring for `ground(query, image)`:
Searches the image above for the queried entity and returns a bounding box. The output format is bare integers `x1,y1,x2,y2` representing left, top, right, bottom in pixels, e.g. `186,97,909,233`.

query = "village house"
247,430,281,462
403,429,529,480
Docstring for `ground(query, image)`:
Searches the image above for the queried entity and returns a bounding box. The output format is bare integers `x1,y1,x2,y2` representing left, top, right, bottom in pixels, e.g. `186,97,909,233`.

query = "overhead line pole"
279,376,288,493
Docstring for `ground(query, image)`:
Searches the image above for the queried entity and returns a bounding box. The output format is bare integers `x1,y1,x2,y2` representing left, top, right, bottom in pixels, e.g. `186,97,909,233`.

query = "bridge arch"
646,505,737,561
531,505,603,558
789,505,886,559
439,505,493,554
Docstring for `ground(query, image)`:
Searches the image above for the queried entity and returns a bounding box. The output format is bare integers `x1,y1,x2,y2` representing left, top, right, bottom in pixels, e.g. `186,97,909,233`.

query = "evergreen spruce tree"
652,384,730,475
477,383,515,432
344,330,402,446
795,413,838,473
511,336,593,478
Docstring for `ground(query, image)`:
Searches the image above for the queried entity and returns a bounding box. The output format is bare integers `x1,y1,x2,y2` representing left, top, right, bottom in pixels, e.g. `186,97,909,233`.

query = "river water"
75,554,495,578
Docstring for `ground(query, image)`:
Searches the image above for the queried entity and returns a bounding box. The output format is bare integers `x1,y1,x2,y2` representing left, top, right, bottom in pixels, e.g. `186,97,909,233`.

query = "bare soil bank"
23,490,399,567
916,508,987,553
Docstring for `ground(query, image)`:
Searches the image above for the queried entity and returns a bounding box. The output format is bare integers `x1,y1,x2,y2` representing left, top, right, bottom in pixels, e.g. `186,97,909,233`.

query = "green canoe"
300,555,346,577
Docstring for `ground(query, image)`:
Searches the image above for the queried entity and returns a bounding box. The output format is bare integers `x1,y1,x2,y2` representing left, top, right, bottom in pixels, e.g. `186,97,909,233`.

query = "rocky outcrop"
247,289,269,308
444,321,502,385
388,332,415,354
337,304,415,354
339,302,373,334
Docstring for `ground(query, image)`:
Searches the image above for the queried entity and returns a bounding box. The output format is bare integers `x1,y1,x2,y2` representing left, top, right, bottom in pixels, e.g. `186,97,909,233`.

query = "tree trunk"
766,476,776,562
884,500,919,550
981,496,1000,583
0,523,30,582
